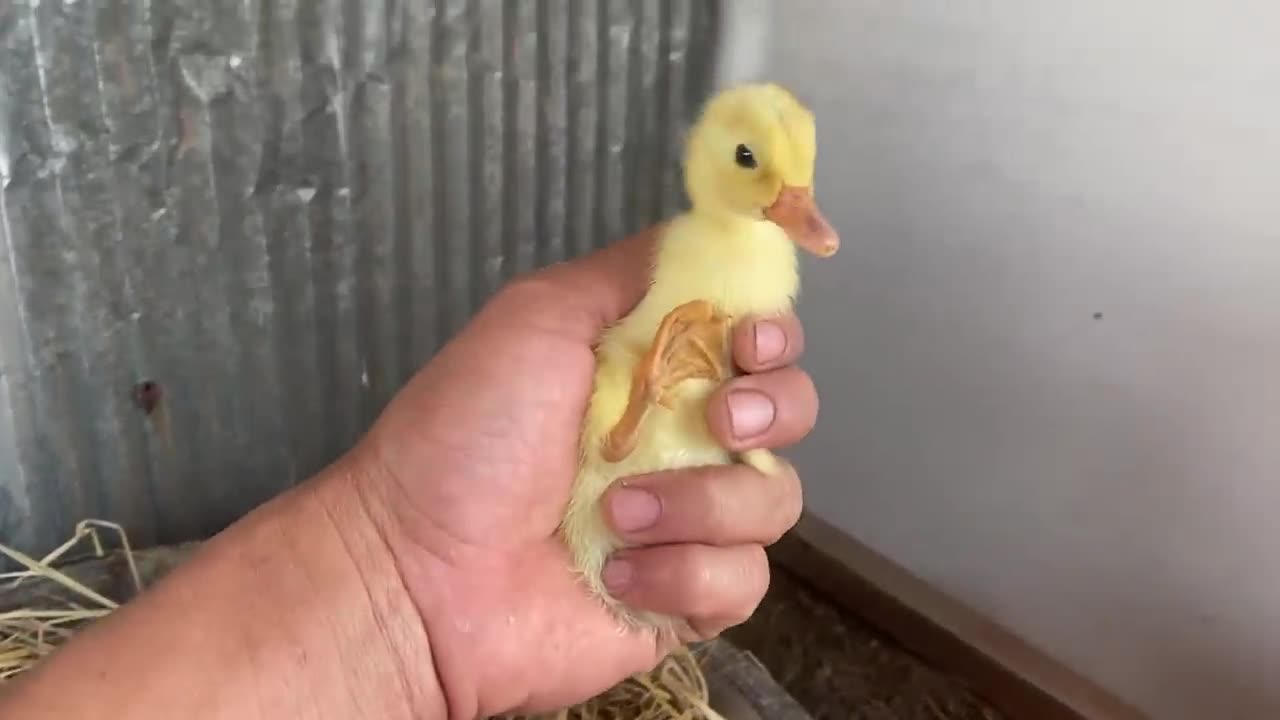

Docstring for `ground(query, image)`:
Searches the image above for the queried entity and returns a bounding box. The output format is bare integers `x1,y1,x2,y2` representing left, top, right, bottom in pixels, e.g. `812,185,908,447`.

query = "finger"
500,225,660,341
602,543,770,637
604,462,802,547
705,366,818,452
732,313,806,373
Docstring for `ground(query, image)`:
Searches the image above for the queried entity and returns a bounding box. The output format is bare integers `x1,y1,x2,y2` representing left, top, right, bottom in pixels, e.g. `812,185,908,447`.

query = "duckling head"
682,83,840,258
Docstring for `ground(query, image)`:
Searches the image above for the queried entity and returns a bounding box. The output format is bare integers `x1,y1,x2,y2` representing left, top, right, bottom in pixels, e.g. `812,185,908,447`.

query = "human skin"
0,226,819,719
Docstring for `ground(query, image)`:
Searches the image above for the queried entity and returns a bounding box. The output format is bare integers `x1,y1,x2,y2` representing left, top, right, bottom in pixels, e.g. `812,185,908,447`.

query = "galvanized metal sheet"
0,0,720,554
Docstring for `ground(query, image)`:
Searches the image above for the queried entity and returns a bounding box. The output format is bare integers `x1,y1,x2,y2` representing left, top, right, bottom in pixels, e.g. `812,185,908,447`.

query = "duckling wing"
600,299,730,463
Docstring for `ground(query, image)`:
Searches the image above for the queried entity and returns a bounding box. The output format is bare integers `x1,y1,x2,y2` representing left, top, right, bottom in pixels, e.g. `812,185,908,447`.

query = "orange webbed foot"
601,300,730,463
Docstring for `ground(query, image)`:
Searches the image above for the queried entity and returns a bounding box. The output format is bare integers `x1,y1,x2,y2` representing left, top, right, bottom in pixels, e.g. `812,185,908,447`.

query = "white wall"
765,3,1280,718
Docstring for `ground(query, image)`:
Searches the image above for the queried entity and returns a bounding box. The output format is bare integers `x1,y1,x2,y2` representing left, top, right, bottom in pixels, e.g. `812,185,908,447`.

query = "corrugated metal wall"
0,0,720,555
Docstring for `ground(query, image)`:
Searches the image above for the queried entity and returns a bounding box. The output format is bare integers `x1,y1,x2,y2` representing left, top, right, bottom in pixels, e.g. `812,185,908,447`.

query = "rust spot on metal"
175,108,196,159
132,380,163,415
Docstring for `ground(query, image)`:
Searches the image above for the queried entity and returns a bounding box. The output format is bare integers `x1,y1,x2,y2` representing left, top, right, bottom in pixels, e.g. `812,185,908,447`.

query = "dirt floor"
725,564,1006,720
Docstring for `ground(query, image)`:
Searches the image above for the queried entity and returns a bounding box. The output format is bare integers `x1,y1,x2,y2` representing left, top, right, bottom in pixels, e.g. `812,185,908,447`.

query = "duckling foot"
740,447,785,478
601,300,730,463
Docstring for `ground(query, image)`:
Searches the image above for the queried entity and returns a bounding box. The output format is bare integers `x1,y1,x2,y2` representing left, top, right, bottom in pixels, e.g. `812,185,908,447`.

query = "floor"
725,564,1006,720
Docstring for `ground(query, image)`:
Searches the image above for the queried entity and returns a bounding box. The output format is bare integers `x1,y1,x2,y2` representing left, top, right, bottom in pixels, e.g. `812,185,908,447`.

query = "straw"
510,643,725,720
0,520,135,681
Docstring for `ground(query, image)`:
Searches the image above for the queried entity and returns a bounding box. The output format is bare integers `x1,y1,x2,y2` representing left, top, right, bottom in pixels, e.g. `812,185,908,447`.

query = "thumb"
494,226,661,340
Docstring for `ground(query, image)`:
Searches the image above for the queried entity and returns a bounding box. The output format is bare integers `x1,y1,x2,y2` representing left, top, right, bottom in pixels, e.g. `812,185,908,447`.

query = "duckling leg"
601,300,730,463
740,448,785,477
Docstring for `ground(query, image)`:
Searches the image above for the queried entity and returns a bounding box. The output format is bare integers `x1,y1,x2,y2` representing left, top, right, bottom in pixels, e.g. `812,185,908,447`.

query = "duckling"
558,82,840,635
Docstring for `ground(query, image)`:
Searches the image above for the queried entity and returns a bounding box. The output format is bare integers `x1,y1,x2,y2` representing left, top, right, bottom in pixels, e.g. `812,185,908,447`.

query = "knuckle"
678,550,723,617
674,546,771,624
496,274,557,306
763,513,795,546
745,545,771,592
752,461,803,540
730,547,771,624
692,471,734,537
772,470,804,542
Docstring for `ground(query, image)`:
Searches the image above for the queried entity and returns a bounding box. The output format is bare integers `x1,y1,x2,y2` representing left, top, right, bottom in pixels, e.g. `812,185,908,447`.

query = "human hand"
350,227,819,718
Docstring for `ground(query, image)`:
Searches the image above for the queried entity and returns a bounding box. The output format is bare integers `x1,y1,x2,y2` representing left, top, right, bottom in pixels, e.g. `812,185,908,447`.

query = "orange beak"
763,186,840,258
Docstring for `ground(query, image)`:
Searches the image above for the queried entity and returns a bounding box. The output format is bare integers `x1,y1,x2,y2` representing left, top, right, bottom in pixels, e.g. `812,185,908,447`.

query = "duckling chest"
651,234,800,320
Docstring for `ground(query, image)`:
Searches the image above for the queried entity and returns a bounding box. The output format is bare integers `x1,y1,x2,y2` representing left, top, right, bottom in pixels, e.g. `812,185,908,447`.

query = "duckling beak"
763,186,840,257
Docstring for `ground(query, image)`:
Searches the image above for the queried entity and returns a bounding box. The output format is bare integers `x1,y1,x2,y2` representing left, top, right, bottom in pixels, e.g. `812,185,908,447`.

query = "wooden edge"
696,639,814,720
768,512,1148,720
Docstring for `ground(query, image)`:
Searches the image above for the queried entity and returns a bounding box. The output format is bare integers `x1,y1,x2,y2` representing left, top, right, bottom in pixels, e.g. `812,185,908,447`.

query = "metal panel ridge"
0,0,721,555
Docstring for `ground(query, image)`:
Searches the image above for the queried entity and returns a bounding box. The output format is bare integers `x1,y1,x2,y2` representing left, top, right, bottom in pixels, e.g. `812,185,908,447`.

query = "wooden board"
698,639,813,720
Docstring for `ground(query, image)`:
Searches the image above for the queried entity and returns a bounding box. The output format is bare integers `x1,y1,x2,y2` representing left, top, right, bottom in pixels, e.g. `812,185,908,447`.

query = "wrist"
293,454,451,719
0,454,450,720
333,444,489,720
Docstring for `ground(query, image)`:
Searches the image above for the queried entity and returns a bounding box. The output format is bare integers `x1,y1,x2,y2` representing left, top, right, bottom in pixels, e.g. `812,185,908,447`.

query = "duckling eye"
734,144,757,169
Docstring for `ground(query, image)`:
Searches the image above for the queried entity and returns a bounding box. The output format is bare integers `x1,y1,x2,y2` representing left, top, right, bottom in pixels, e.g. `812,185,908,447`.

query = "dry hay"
511,644,723,720
0,521,724,720
0,520,140,681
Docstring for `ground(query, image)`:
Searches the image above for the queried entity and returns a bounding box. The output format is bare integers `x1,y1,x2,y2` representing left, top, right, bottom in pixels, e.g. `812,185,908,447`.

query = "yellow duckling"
558,82,840,634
